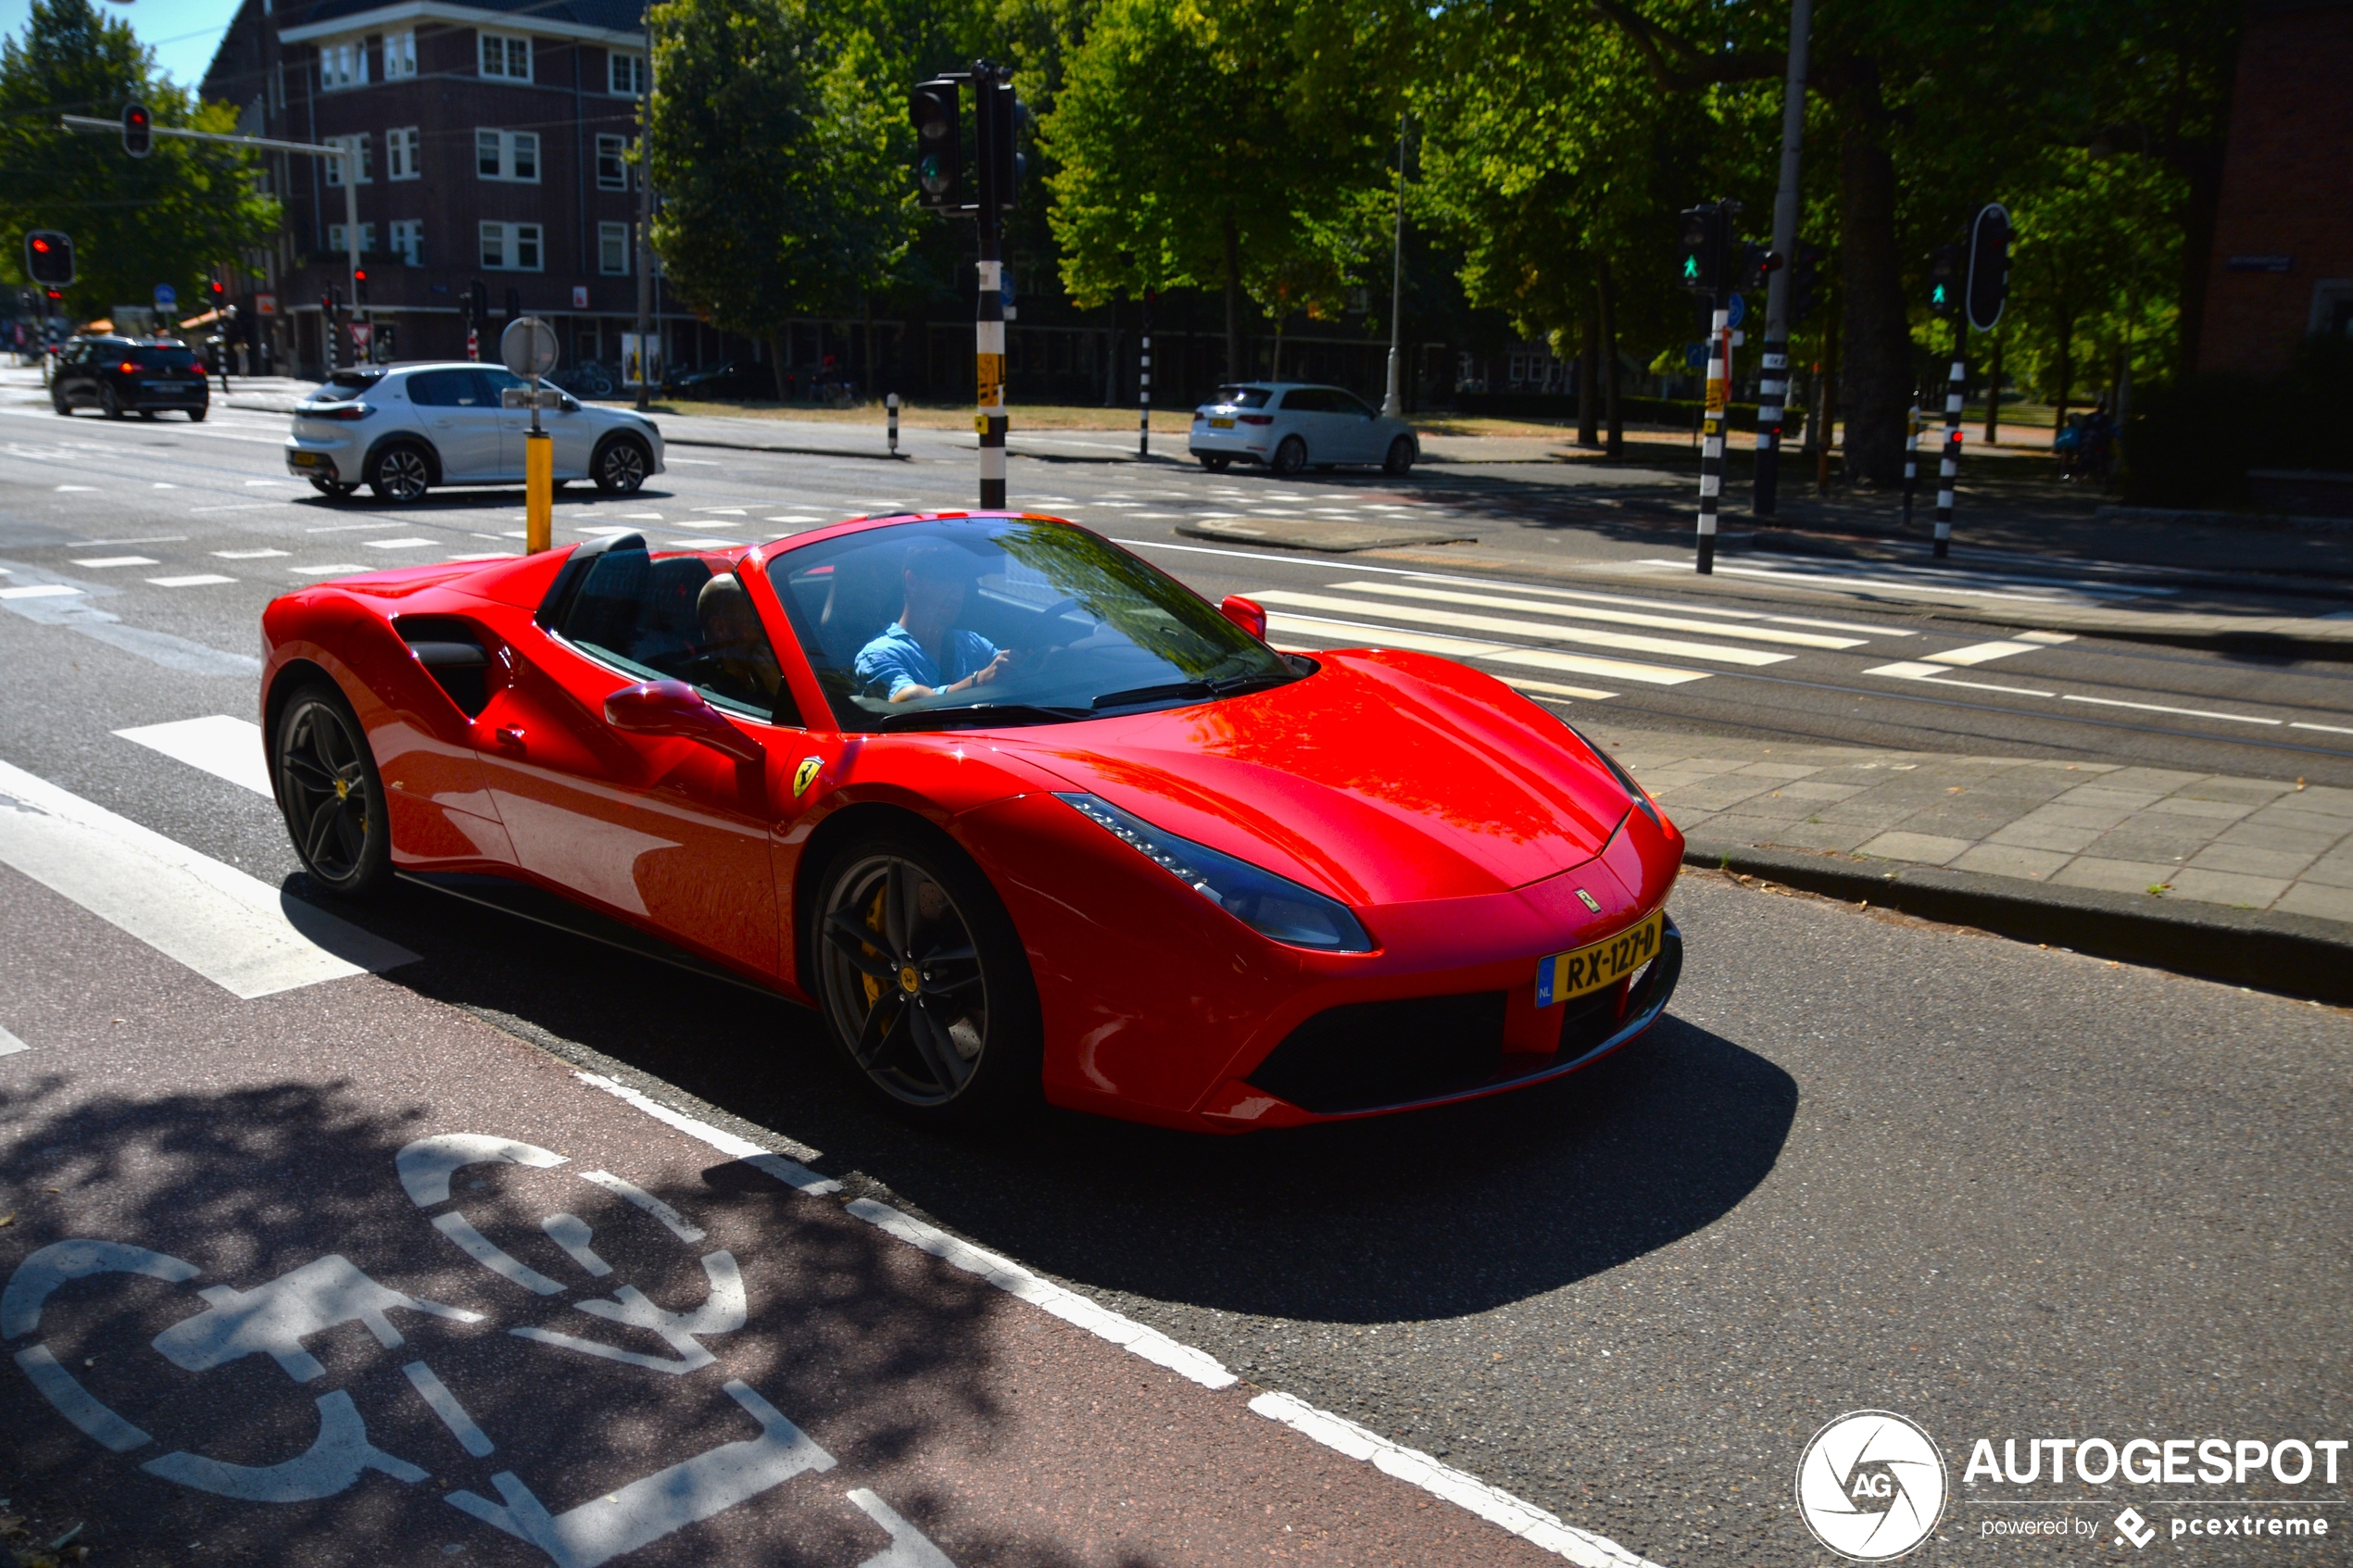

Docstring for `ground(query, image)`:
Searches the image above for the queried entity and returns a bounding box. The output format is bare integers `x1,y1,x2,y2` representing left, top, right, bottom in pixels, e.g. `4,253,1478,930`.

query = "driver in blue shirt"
855,543,1013,702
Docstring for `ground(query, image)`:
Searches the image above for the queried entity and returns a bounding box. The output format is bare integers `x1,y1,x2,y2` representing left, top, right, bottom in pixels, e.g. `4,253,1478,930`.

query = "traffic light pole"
1752,0,1810,518
973,68,1008,510
1933,320,1969,559
1138,291,1152,459
1695,298,1730,574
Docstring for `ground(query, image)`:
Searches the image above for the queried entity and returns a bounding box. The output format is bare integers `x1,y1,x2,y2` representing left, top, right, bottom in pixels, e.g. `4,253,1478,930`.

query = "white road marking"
1267,612,1707,686
189,504,281,514
0,583,83,600
573,1073,837,1194
0,1022,26,1056
305,521,404,533
578,1169,706,1243
2061,695,2283,726
359,537,435,550
1253,590,1792,666
55,483,94,492
1327,580,1867,648
70,556,157,569
1635,557,2168,604
1861,660,2057,697
288,564,364,576
65,534,187,547
401,1361,496,1457
113,715,273,797
0,759,415,997
153,482,178,488
1923,639,2046,666
2292,721,2353,735
1505,676,1618,703
669,519,744,528
146,574,236,588
212,548,291,559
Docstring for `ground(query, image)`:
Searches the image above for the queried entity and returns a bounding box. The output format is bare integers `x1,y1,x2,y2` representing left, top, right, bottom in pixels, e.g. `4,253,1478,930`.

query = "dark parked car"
51,336,210,420
664,359,775,400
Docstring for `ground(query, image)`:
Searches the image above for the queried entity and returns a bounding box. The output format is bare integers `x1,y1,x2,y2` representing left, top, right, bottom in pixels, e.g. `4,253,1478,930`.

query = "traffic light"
1788,241,1824,324
208,278,226,307
320,289,337,318
1676,205,1726,295
24,231,74,288
1965,203,2012,332
467,280,488,332
354,267,369,306
504,286,520,322
1927,243,1963,318
986,79,1026,212
911,79,962,211
122,102,152,158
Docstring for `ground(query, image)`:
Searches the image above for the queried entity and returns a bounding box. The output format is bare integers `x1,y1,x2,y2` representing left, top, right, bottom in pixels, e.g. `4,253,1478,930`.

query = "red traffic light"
122,101,153,157
31,236,49,254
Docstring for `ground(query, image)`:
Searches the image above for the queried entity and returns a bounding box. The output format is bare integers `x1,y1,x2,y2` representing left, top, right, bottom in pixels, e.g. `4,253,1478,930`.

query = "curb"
1682,838,2352,1003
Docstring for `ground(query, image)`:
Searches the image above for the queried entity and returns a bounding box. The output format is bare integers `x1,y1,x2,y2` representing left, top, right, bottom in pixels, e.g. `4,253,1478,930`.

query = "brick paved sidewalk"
1594,725,2353,927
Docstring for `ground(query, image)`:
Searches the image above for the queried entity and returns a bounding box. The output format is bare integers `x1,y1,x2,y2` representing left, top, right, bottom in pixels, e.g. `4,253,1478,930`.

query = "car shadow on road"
358,877,1797,1327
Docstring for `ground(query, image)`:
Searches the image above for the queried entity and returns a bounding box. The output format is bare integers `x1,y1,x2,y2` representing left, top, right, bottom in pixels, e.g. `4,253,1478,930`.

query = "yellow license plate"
1536,909,1663,1007
1209,416,1235,429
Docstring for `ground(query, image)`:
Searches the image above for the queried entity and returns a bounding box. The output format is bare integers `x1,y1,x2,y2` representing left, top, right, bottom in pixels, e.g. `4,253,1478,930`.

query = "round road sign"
500,316,559,382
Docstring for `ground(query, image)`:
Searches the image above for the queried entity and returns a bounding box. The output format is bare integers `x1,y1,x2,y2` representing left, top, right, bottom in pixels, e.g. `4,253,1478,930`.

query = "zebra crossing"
1255,572,1919,704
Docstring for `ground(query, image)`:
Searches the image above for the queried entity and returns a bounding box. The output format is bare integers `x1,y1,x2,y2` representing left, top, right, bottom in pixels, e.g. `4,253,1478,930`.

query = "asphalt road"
3,371,2350,1564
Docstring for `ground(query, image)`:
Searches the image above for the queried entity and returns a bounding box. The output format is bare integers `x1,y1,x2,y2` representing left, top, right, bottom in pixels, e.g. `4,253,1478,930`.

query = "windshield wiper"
1089,671,1297,710
873,702,1091,733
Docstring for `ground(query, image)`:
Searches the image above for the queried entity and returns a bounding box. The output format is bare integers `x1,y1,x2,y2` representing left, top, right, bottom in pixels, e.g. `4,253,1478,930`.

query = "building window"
599,222,631,275
387,127,420,180
326,222,377,255
320,40,367,90
608,52,647,96
384,31,416,79
390,220,423,265
596,134,629,191
479,32,531,81
474,129,538,182
480,221,542,271
322,132,371,185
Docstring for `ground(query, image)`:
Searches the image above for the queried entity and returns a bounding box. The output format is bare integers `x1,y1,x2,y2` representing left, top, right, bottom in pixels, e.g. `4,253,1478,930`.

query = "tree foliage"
0,0,278,319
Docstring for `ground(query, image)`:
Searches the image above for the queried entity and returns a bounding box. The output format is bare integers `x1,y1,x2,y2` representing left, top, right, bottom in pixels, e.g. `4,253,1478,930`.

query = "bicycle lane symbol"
4,1133,955,1568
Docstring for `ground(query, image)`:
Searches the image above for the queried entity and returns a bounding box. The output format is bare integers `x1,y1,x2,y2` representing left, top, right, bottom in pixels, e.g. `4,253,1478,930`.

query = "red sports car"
258,512,1684,1132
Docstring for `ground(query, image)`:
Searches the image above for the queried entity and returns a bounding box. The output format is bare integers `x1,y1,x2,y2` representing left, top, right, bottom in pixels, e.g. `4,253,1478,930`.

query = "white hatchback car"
283,361,665,502
1189,382,1418,477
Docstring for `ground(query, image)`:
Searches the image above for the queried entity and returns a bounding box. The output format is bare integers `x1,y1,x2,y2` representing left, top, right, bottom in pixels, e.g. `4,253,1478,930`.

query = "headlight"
1055,792,1373,952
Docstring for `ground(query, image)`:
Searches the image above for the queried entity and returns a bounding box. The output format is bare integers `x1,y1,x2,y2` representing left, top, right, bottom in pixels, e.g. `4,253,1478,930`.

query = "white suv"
283,362,665,502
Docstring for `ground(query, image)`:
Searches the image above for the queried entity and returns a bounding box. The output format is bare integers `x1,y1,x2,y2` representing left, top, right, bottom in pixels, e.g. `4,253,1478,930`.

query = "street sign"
1683,342,1707,370
154,282,177,309
1726,293,1747,330
500,316,558,382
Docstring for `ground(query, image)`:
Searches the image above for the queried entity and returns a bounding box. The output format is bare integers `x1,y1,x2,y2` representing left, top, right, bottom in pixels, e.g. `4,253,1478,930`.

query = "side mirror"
1218,595,1268,641
604,680,764,763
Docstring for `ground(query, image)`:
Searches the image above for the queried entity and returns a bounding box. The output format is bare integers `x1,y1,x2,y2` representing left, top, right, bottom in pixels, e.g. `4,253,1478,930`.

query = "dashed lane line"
69,557,157,569
0,1022,26,1056
0,759,413,998
146,574,236,588
567,1069,1660,1566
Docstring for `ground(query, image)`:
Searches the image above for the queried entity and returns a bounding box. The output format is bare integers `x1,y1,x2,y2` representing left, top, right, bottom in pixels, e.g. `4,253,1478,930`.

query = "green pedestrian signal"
1683,256,1698,282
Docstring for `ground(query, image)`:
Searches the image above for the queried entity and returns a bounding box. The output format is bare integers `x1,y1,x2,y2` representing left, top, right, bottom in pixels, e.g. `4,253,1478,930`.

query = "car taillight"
120,360,139,374
305,403,371,421
1239,413,1273,425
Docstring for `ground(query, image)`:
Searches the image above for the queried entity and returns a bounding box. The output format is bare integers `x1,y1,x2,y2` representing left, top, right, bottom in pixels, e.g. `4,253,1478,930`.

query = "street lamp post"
1380,112,1407,420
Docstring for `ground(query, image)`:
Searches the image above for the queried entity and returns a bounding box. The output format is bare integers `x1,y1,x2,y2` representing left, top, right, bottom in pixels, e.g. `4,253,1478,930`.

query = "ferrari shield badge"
1575,887,1603,912
793,757,822,798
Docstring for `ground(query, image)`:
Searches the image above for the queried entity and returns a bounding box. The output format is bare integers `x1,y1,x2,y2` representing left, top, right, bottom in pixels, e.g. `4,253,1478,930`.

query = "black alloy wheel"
369,444,432,502
814,832,1041,1125
274,684,392,897
594,437,648,495
1269,434,1308,476
1384,434,1416,476
1198,453,1231,472
99,384,124,420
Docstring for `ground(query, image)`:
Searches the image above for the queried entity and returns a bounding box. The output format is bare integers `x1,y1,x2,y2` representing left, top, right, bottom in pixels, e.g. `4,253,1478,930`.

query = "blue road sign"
153,282,177,309
1726,293,1747,330
1683,342,1707,370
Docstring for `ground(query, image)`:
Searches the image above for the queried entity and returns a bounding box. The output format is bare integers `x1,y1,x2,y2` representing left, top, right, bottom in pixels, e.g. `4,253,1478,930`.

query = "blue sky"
3,0,245,89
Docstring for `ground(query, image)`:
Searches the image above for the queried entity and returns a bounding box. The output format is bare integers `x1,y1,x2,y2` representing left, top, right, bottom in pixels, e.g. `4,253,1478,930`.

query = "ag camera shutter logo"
1796,1410,1949,1561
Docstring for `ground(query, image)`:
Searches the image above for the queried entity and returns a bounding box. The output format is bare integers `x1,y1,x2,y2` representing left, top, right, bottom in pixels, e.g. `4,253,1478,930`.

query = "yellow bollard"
525,429,552,553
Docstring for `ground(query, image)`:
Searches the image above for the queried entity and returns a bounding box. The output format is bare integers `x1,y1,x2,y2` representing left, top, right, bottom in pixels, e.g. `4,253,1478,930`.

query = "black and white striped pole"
1932,338,1964,558
1138,290,1152,458
1935,202,2012,561
1902,402,1920,529
973,66,1010,509
887,391,900,456
1696,307,1730,574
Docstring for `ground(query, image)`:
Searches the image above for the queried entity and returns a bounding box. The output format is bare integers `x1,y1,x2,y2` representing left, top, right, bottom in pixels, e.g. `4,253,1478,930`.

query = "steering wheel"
1020,596,1093,652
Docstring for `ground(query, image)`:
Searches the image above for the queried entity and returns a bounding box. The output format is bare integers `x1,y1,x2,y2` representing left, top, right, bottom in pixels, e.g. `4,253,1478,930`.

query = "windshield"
131,346,198,368
1209,384,1272,408
769,518,1299,733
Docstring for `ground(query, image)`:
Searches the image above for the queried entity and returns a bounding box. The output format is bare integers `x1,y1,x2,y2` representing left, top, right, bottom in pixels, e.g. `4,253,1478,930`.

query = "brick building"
201,0,686,377
2196,0,2353,380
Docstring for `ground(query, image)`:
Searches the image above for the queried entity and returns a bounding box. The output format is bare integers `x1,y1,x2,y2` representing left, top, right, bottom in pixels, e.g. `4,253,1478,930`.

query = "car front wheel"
274,683,392,898
368,444,432,502
593,436,650,494
1384,434,1416,476
99,384,125,420
1269,435,1308,476
813,828,1042,1126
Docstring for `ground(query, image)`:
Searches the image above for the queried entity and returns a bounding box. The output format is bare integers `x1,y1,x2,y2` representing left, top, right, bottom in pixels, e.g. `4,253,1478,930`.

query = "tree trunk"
1223,214,1243,383
1598,257,1624,458
2174,149,2225,378
2051,312,2074,438
768,332,786,402
1577,293,1601,447
1818,305,1839,493
1836,116,1910,483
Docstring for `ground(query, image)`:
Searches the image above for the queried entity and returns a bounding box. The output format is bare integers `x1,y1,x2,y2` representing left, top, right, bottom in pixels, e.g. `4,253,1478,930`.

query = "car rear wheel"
50,392,69,416
593,436,650,495
187,406,208,422
274,682,392,899
1384,434,1416,476
1198,453,1231,472
813,829,1042,1126
368,443,433,503
1269,434,1308,476
99,385,124,420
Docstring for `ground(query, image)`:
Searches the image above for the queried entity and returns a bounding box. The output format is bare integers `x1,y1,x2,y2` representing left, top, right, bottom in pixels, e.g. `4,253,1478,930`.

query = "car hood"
1000,649,1629,905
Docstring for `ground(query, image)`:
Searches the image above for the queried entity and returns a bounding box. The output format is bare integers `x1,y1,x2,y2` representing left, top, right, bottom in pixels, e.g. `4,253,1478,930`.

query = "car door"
404,368,503,480
1329,389,1386,462
1275,387,1330,459
475,367,535,481
466,538,793,980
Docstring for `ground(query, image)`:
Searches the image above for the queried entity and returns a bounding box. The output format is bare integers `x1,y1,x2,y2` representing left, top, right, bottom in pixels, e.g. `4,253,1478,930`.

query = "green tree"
645,0,909,373
1043,0,1400,381
2007,151,2181,428
0,0,278,320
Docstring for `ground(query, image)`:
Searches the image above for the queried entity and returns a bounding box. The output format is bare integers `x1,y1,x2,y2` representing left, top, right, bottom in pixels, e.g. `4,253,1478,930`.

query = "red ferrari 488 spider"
258,512,1683,1132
